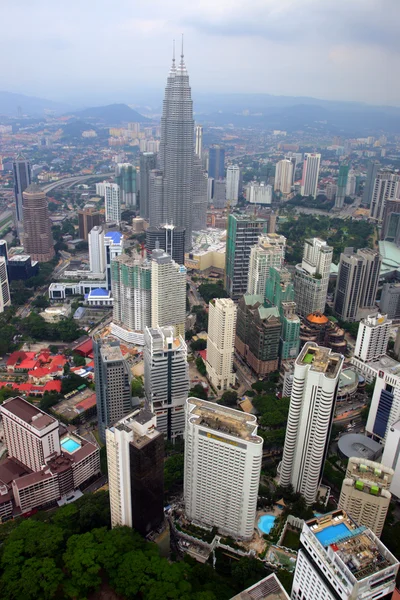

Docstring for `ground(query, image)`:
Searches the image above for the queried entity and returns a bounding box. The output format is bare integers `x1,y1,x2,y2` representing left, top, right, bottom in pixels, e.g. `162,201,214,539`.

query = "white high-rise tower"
274,159,294,195
247,233,286,296
301,153,321,198
226,165,241,205
205,298,237,391
294,238,333,316
104,183,121,225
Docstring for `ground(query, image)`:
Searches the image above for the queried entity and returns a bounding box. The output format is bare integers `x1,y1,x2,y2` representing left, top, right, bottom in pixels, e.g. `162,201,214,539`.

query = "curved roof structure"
338,433,383,461
306,312,329,325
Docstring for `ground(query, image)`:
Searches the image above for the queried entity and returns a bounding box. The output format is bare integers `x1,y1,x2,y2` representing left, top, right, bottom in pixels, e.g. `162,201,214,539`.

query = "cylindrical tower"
22,184,54,262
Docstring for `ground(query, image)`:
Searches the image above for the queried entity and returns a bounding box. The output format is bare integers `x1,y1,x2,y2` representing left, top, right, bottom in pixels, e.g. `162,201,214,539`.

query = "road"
233,353,255,389
16,285,48,318
187,279,205,306
41,174,112,194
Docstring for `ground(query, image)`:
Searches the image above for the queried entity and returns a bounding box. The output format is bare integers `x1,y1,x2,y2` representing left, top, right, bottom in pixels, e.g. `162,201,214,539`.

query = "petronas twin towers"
149,44,207,251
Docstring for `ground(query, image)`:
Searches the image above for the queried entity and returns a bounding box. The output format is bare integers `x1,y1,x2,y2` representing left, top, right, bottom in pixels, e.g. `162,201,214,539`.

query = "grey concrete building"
139,152,157,220
145,224,185,265
380,282,400,320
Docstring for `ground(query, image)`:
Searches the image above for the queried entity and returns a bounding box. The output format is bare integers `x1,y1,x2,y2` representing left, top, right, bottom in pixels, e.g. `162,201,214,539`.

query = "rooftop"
187,397,263,444
100,341,124,362
338,433,383,461
297,342,342,379
230,574,289,600
1,396,57,431
104,231,123,244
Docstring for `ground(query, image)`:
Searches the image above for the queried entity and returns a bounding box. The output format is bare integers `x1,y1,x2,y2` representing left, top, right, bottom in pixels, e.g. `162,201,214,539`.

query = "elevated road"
41,174,112,194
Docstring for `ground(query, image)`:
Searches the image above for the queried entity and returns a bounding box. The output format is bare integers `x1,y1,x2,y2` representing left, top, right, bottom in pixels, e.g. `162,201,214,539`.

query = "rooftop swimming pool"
315,523,349,546
258,514,276,535
61,436,81,454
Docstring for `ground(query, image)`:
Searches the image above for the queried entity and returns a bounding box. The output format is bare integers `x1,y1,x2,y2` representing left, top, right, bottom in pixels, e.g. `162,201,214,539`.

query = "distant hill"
68,103,150,125
0,91,70,117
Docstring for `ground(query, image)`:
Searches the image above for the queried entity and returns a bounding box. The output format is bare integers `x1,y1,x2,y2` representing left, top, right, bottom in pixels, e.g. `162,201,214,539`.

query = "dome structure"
306,312,329,325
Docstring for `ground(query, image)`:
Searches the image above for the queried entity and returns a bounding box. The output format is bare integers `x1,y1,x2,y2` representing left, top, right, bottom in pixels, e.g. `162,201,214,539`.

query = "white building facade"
247,233,286,296
293,238,333,317
226,165,241,205
205,298,237,391
301,153,321,198
104,183,121,225
88,225,106,276
354,313,391,363
151,248,186,337
274,159,294,195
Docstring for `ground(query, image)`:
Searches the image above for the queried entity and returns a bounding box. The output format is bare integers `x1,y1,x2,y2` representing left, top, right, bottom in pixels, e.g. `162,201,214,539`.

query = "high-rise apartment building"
265,266,300,360
291,510,398,600
247,233,286,296
88,225,106,275
225,214,266,300
381,198,400,244
195,125,203,158
370,171,400,223
115,163,136,207
21,184,55,263
78,204,102,240
13,156,31,226
145,224,185,265
335,164,349,209
280,342,343,504
211,179,226,208
104,183,121,225
206,298,237,391
104,231,123,290
338,457,393,538
363,160,380,207
334,248,381,322
208,145,225,180
226,165,241,205
106,408,164,535
111,253,152,333
247,182,273,205
346,169,357,197
0,257,11,313
93,337,132,443
144,326,189,441
139,152,157,220
301,153,321,198
184,397,263,540
354,313,391,363
151,248,186,337
274,159,294,195
293,238,332,317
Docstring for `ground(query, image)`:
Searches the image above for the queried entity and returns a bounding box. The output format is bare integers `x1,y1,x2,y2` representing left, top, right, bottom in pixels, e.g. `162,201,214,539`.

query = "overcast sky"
1,0,398,106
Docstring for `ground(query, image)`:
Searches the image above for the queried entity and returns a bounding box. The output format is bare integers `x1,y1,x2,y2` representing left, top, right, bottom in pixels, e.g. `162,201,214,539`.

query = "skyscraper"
21,184,55,263
144,326,189,441
93,337,132,443
335,164,349,209
115,163,136,208
363,160,380,207
206,298,237,391
334,248,381,322
111,253,152,333
274,159,294,195
300,153,321,198
145,224,185,265
184,397,263,540
78,204,102,240
247,233,286,296
354,313,391,363
338,457,393,538
151,248,186,337
226,165,241,205
265,266,300,360
370,171,400,223
208,145,225,180
106,408,164,534
192,156,208,230
104,183,121,225
88,225,106,275
104,231,124,290
291,510,398,600
139,152,157,220
148,169,165,227
0,257,11,313
280,342,343,504
247,182,273,205
225,214,266,300
13,156,31,227
195,125,203,158
293,238,332,317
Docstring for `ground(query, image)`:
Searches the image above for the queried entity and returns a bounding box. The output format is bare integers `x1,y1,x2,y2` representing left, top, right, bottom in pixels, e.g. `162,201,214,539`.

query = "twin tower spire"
170,35,186,75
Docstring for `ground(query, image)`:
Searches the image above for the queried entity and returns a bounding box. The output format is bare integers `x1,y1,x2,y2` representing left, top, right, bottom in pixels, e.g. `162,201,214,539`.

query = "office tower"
247,233,286,296
184,397,263,540
208,145,225,180
370,171,400,223
335,164,349,209
366,362,400,442
151,248,186,337
291,510,399,600
225,214,266,300
145,224,185,265
354,313,391,363
144,326,189,441
13,155,31,226
300,153,321,198
104,231,123,290
338,457,393,538
212,179,226,208
207,177,214,203
148,169,165,227
280,342,343,504
93,337,132,443
78,204,102,240
226,165,241,205
104,183,121,225
195,125,203,158
274,159,294,195
247,182,272,205
380,283,400,319
192,156,208,230
363,160,380,206
293,238,332,317
265,266,300,360
381,198,400,243
334,248,381,322
346,169,357,197
325,182,337,201
235,295,281,375
206,298,237,391
115,163,136,207
139,152,157,220
0,396,60,472
111,253,152,332
106,408,164,534
0,257,11,313
156,47,195,251
88,225,106,275
21,184,54,263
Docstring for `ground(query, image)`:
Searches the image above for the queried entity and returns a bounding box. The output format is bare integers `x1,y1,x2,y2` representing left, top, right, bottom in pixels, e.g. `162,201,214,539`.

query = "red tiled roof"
43,381,62,393
199,349,207,361
28,367,50,379
75,393,97,411
18,359,39,370
6,351,26,367
74,339,93,356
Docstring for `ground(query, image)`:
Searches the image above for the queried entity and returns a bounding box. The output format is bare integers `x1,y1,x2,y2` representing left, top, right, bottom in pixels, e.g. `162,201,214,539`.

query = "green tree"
191,338,207,351
196,356,207,376
189,383,208,400
32,295,50,309
72,352,86,367
131,376,144,397
63,531,102,598
219,391,238,407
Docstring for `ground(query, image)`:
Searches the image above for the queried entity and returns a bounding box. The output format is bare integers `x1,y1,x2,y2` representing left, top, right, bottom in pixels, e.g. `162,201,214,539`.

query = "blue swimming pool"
61,437,81,453
258,515,276,535
315,523,349,546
